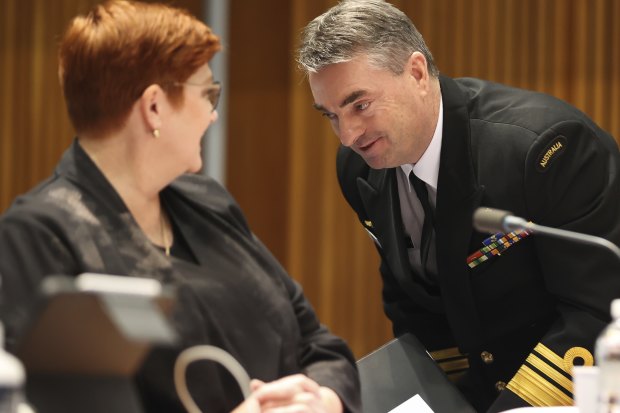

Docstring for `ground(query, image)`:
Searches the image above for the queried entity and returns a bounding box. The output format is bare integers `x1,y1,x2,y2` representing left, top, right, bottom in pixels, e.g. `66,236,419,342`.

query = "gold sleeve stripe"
438,358,470,373
563,347,594,370
507,365,572,406
535,343,594,373
534,343,565,371
446,371,466,383
526,354,573,394
430,347,465,361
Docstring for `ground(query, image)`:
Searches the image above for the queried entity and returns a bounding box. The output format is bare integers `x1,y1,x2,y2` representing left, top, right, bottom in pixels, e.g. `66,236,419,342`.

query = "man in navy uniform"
297,0,620,411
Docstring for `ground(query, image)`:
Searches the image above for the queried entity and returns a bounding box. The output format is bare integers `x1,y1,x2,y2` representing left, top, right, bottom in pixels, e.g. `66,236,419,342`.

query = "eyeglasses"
174,80,222,112
204,81,221,112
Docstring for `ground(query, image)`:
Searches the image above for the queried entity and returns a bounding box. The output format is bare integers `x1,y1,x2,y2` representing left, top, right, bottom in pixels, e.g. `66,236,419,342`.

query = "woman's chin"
186,162,203,175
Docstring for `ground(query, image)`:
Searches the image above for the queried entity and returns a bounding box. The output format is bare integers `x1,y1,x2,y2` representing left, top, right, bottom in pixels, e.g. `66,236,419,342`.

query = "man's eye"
355,102,370,111
322,112,337,120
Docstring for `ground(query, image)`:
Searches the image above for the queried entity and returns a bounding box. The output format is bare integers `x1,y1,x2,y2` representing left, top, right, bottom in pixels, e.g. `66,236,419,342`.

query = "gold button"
495,381,507,392
480,351,494,364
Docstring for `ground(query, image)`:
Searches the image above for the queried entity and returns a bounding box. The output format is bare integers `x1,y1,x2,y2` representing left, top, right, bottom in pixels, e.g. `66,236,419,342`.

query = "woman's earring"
153,129,160,138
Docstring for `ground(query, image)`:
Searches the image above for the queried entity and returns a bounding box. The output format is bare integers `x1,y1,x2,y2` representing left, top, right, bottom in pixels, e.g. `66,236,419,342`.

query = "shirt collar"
400,97,443,192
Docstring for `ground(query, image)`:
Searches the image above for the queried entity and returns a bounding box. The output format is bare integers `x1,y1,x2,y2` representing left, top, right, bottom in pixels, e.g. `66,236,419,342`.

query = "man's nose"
339,118,364,147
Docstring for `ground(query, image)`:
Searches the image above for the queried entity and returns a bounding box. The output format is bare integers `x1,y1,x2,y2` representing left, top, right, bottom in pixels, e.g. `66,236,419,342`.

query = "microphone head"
473,207,513,233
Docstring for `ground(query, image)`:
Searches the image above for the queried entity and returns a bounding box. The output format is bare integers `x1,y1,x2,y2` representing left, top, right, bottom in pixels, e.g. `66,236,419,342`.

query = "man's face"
308,54,436,169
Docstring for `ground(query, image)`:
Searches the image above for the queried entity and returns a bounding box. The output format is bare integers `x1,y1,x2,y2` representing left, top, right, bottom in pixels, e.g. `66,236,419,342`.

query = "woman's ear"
139,84,165,132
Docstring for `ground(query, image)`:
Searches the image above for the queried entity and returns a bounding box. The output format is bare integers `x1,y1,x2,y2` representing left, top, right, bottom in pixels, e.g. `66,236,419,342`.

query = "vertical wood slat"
573,0,588,109
502,0,515,83
0,0,17,210
30,0,45,183
225,0,292,267
551,0,570,100
534,0,550,93
593,0,604,125
469,0,483,77
612,0,620,137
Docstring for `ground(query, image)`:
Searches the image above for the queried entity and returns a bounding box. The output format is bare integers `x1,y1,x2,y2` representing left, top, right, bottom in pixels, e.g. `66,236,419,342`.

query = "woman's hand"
245,374,343,413
231,396,261,413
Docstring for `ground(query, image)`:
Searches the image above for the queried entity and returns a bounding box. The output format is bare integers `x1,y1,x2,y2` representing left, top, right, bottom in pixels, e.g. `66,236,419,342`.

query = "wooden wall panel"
225,0,293,267
613,0,620,137
398,0,620,138
1,0,76,212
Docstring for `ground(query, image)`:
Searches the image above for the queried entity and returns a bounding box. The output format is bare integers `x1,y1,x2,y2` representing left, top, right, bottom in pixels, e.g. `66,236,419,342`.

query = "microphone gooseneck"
472,207,620,262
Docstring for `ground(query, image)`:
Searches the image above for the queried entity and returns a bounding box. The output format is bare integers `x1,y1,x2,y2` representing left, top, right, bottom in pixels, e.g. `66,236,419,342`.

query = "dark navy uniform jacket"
337,75,620,412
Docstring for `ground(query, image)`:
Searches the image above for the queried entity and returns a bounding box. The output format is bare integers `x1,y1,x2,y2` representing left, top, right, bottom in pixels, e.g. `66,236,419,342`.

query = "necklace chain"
160,211,170,257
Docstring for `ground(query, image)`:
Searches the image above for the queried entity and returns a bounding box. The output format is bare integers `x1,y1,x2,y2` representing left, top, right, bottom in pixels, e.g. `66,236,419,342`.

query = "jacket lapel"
357,168,444,312
435,76,484,349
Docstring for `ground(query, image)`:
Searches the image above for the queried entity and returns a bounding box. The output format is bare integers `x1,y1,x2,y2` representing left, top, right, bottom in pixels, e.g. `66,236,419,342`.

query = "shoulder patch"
536,135,567,172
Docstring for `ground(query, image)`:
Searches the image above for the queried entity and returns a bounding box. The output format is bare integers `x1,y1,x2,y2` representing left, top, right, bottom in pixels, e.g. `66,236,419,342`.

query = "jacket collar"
55,139,175,278
56,139,131,215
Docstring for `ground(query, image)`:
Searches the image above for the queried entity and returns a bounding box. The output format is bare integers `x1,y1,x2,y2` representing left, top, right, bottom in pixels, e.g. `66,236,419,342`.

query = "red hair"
59,0,221,136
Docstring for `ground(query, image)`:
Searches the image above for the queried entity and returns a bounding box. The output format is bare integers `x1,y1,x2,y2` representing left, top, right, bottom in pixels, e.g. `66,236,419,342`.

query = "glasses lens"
209,81,221,111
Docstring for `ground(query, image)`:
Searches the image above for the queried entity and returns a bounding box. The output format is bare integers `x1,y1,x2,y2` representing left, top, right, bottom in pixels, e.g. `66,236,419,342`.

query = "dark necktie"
409,172,435,281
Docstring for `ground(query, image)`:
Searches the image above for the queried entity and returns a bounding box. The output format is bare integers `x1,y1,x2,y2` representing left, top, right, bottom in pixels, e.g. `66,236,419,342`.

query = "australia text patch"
536,135,567,172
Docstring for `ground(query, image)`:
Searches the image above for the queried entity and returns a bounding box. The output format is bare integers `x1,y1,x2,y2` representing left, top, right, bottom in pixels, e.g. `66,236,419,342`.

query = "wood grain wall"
2,0,619,359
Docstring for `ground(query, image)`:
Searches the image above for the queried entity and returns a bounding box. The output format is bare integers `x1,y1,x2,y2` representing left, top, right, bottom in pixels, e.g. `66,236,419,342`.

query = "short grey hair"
297,0,439,77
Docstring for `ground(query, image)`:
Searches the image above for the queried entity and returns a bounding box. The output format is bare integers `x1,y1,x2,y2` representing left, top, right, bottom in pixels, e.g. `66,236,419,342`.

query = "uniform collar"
400,97,443,192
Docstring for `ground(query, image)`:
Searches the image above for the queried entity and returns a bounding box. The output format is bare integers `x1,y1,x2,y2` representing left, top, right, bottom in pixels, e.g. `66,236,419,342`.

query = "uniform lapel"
357,168,444,312
435,76,484,349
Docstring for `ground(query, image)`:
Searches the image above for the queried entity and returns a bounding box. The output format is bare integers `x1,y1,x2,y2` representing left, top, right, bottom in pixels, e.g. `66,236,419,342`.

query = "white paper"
388,394,435,413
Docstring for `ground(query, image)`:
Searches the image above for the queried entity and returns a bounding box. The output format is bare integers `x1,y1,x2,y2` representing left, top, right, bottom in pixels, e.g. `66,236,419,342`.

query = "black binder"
357,333,475,413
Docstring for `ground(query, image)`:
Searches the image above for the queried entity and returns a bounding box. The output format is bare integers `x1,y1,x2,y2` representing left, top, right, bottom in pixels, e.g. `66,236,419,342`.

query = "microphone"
472,207,620,261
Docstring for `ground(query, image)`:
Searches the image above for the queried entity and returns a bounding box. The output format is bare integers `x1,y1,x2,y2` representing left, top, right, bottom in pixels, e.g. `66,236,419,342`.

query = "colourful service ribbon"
466,229,531,269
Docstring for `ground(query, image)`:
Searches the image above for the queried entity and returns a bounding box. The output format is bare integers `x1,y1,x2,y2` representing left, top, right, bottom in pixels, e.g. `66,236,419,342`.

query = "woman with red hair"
0,2,360,412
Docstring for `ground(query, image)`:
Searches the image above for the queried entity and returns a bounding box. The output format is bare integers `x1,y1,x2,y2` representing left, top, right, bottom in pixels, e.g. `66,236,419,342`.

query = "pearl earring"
153,129,160,138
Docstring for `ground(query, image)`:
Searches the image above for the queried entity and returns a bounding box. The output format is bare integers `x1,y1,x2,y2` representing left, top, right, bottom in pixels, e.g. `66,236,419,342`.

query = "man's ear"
406,51,429,84
139,84,165,132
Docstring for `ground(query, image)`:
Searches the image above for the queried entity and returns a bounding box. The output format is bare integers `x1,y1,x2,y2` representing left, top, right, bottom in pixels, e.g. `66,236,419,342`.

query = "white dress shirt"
397,98,443,280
